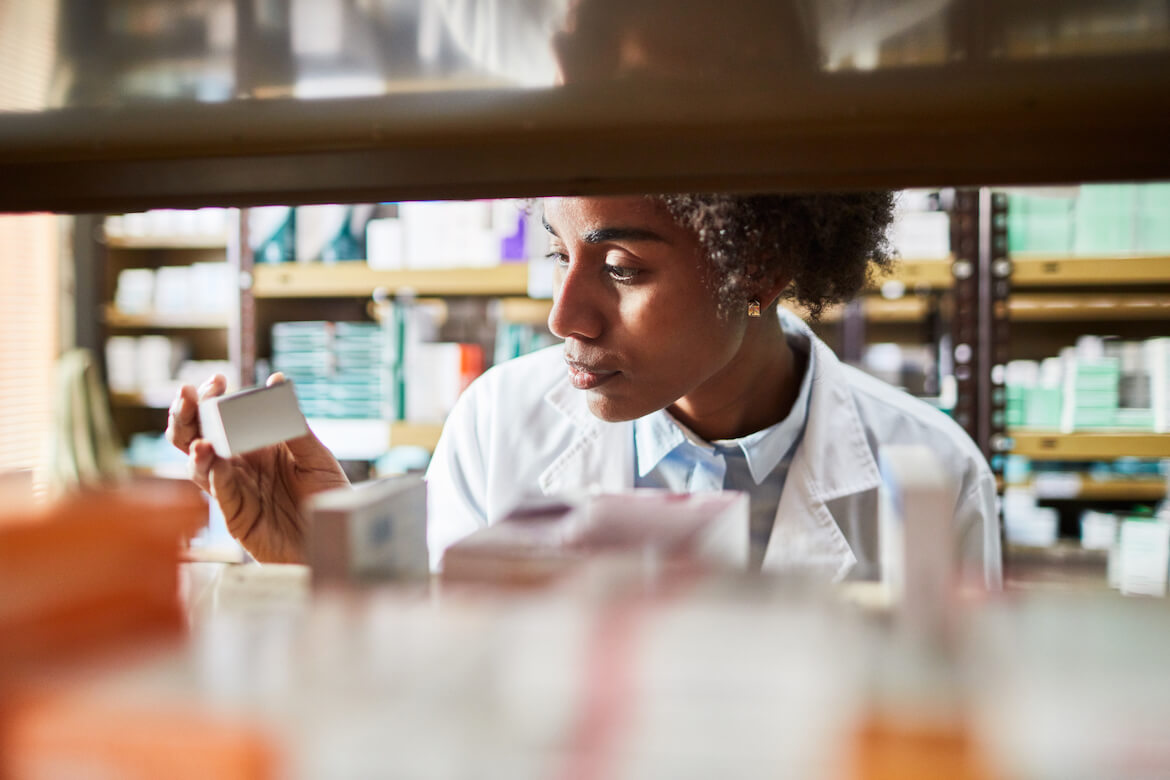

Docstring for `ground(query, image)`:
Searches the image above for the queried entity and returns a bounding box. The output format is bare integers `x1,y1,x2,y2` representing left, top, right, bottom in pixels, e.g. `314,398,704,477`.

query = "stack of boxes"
1075,184,1170,254
1073,185,1137,255
1138,185,1170,253
1008,191,1076,254
1004,359,1063,430
271,322,392,420
1008,184,1170,254
272,323,349,419
1006,337,1170,434
332,322,390,420
1061,355,1121,432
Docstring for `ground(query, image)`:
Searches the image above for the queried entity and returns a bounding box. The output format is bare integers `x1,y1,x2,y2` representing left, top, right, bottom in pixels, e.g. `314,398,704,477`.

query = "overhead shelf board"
2,9,1170,214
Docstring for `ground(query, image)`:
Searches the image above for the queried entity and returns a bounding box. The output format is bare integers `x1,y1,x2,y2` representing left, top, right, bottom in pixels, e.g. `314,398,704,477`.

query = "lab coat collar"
774,310,883,501
538,313,880,582
761,313,880,580
538,376,635,496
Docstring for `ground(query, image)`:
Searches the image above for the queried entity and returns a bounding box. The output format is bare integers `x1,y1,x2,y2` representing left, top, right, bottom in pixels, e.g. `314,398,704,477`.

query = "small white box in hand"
198,381,309,458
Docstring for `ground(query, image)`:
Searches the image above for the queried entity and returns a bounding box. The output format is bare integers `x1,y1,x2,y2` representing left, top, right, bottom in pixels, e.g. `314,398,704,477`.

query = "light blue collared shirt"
633,331,814,569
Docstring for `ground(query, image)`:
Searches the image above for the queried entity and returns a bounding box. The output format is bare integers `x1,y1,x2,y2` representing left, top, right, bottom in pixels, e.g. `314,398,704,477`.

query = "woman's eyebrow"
582,227,668,244
541,218,667,245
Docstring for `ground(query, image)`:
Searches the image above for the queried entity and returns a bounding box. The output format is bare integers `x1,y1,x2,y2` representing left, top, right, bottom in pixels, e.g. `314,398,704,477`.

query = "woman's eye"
606,264,641,282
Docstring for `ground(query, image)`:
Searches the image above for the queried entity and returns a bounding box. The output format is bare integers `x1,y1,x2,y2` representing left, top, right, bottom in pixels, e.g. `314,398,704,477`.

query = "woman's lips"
566,360,618,390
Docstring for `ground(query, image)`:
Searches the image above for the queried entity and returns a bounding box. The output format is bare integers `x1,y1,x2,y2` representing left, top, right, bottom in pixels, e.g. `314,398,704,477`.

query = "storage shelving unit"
97,228,238,447
8,3,1170,774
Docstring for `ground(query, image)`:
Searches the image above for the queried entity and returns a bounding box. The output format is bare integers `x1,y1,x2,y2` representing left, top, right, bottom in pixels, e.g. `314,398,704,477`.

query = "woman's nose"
548,263,604,341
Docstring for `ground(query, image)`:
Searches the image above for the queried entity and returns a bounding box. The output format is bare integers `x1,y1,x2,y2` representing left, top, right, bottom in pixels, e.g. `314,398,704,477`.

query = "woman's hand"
166,373,349,563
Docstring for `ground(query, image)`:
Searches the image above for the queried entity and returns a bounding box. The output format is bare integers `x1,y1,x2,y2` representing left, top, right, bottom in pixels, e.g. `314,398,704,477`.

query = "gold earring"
747,299,761,317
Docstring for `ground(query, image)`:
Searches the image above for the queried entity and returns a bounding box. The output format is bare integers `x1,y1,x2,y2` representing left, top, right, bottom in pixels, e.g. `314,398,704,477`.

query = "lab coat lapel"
537,380,635,495
762,333,881,581
533,318,879,582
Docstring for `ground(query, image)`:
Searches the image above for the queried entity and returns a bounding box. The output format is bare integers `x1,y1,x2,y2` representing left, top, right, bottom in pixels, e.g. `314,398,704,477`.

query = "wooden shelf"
1011,254,1170,286
1026,474,1166,502
1069,478,1166,502
103,306,228,329
815,290,1170,324
875,258,954,289
389,422,445,451
307,419,445,456
109,392,169,409
1010,432,1170,460
814,296,929,324
252,263,530,298
1006,541,1109,565
1009,292,1170,321
863,255,1170,293
496,297,553,325
104,235,228,250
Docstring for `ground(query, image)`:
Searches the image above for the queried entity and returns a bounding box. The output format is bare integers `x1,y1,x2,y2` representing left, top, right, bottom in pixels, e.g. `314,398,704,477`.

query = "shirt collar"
634,406,691,478
633,324,815,485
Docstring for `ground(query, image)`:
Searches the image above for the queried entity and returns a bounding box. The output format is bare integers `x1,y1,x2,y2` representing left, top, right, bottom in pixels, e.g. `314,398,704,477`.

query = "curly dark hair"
656,193,897,319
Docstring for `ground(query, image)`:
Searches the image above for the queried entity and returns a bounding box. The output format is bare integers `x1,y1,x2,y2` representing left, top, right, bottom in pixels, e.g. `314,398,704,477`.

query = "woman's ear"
757,275,792,310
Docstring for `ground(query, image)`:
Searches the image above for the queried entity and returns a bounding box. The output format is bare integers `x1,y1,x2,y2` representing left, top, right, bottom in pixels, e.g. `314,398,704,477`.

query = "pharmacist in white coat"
427,195,1002,587
170,194,1001,588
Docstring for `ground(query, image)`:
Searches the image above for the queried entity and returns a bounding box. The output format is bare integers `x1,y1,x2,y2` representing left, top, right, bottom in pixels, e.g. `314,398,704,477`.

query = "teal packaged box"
1137,183,1170,252
1006,385,1026,427
1007,193,1075,253
1024,388,1062,429
1114,408,1155,431
1075,185,1138,255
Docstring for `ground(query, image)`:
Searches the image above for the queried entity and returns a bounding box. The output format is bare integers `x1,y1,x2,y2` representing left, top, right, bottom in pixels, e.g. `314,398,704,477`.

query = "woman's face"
545,196,749,423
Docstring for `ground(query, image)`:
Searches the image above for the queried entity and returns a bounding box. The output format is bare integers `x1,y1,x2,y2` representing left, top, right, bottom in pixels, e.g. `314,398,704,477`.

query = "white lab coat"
425,312,1003,588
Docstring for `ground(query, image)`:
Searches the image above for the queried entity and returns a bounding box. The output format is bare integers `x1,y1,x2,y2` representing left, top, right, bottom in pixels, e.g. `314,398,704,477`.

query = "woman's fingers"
187,439,214,492
199,374,228,401
167,375,228,454
167,384,201,454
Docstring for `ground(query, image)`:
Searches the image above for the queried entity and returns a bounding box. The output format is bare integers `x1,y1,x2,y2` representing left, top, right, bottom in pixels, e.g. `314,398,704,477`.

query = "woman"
167,194,1002,587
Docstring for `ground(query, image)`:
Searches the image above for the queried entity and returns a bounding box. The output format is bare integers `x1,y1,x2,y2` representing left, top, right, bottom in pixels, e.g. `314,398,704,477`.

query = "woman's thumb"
283,427,336,464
